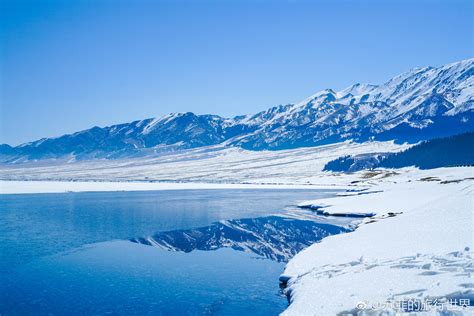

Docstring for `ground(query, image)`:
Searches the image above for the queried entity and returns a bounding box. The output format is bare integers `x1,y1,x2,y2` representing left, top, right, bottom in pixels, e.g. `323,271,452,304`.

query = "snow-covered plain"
0,140,408,185
281,167,474,315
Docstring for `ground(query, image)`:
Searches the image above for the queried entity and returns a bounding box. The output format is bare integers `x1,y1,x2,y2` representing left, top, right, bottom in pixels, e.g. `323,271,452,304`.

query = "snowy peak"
339,83,378,98
336,58,473,107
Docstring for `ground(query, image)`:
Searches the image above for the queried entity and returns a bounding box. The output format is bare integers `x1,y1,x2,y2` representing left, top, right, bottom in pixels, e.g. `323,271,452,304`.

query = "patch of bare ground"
440,177,474,184
360,170,399,179
419,176,441,182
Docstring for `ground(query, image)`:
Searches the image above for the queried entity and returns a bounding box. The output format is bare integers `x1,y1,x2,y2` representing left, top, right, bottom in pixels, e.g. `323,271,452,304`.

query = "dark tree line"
380,131,474,169
324,131,474,171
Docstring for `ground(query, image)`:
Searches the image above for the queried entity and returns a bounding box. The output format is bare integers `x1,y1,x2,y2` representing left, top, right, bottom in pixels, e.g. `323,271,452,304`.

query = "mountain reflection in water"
130,215,352,262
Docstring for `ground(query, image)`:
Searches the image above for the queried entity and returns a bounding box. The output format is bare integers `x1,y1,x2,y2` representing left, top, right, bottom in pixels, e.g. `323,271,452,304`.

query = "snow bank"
281,168,474,315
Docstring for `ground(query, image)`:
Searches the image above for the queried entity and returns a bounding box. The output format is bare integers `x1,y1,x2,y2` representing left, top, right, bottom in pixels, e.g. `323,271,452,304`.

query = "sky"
1,0,472,145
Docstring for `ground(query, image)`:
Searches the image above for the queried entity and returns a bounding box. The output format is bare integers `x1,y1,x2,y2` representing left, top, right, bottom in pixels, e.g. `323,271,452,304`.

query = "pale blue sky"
1,0,472,145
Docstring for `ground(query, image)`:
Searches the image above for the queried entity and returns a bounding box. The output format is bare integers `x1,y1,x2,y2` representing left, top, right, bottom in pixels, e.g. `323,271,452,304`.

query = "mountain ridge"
2,58,473,163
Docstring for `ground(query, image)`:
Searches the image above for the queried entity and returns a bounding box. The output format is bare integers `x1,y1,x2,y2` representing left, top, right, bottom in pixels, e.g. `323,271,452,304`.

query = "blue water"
0,189,347,315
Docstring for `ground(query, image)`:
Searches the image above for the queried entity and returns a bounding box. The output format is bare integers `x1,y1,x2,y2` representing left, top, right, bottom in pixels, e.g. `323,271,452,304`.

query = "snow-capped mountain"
230,58,473,149
2,58,473,162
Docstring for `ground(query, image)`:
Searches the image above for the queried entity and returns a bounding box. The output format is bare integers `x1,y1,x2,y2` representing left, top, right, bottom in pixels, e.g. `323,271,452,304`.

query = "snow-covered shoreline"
281,167,474,315
0,180,347,195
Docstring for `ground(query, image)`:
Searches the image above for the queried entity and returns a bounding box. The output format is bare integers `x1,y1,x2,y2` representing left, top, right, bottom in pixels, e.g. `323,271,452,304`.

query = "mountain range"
2,58,473,163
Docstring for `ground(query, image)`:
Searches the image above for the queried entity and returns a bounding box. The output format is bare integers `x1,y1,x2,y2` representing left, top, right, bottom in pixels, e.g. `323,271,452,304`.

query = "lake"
0,189,350,315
